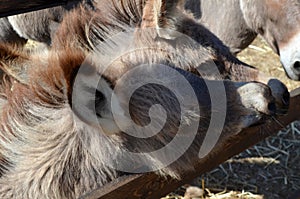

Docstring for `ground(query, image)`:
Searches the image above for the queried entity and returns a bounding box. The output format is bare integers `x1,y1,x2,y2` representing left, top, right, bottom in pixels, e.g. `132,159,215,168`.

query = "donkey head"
240,0,300,80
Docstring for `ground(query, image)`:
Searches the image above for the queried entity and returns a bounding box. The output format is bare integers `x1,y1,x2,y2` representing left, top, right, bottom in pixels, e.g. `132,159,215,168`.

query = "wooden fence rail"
81,88,300,199
0,0,79,17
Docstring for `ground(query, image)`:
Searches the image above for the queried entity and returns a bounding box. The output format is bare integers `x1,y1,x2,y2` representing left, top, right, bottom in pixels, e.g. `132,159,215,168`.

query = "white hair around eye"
71,65,128,135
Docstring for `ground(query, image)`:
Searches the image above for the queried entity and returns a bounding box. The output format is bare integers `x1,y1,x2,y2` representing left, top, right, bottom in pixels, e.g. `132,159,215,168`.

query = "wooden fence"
0,2,299,199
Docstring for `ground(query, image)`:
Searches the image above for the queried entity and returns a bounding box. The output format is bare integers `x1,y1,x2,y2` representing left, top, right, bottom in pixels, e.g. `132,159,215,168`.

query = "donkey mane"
0,0,286,198
0,47,123,198
53,0,146,51
53,0,238,82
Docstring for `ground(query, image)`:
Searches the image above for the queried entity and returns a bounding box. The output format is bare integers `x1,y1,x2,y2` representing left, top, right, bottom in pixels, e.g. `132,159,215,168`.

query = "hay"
238,36,300,91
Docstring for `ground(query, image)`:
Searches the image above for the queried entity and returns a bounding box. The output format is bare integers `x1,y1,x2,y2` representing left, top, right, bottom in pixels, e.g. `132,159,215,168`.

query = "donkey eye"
94,90,107,118
95,90,105,102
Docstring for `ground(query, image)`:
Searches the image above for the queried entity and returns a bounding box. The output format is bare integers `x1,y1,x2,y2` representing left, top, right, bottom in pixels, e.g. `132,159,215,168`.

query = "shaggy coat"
0,0,287,198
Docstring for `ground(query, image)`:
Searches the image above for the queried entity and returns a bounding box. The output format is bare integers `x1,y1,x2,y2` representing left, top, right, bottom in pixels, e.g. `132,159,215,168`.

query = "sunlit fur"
0,0,279,198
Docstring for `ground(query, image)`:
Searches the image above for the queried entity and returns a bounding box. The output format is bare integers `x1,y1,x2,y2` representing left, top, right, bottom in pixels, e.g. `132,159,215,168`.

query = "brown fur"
0,0,286,198
54,0,289,108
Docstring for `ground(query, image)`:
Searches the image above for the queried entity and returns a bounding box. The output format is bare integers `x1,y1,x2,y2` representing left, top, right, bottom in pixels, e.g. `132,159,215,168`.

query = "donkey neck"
185,0,257,54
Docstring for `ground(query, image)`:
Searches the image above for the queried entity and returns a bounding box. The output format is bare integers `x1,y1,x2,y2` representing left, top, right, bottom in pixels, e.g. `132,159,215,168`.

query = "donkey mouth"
283,65,300,81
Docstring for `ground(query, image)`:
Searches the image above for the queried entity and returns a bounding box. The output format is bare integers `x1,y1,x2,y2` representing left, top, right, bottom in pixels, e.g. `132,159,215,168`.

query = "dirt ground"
238,37,300,91
163,37,300,199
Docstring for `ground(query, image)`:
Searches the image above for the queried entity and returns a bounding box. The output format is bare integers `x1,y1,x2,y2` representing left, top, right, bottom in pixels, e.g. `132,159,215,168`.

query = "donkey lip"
285,69,300,81
282,66,300,81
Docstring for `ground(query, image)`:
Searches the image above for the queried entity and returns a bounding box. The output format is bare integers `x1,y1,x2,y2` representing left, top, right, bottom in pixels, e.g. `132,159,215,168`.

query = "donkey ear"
141,0,185,39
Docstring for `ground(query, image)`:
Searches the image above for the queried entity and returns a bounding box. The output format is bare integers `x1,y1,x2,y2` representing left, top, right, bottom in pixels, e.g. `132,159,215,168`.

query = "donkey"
0,7,67,46
0,17,27,46
0,0,93,46
6,6,67,46
0,0,289,111
0,0,289,198
185,0,300,80
53,0,289,114
2,1,298,83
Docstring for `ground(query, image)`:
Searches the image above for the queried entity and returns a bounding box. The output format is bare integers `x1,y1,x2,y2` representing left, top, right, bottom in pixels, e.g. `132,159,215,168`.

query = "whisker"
270,116,285,128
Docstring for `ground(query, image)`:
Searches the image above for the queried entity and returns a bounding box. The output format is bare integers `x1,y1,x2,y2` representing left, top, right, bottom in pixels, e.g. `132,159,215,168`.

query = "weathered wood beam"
81,88,300,199
0,0,79,17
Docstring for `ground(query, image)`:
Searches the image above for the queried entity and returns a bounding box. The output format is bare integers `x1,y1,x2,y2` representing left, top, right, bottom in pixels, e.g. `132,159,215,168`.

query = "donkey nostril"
267,102,276,115
293,61,300,71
